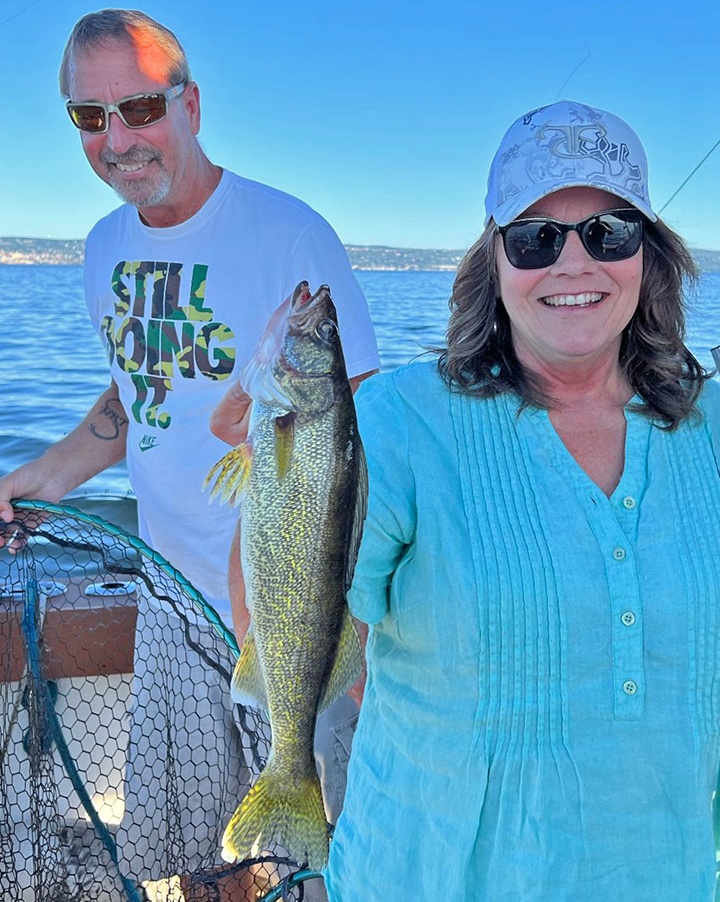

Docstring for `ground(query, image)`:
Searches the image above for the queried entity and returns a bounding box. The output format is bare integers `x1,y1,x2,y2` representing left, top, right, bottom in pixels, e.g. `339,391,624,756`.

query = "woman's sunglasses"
66,83,186,134
498,209,644,270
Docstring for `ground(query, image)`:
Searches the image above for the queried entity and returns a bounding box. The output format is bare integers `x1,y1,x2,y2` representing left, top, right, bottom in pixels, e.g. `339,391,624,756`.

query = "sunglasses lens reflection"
504,222,564,269
582,215,643,261
68,104,106,132
119,95,166,127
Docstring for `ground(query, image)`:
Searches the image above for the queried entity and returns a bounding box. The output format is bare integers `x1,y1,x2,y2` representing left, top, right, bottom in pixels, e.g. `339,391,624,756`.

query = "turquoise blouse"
326,361,720,902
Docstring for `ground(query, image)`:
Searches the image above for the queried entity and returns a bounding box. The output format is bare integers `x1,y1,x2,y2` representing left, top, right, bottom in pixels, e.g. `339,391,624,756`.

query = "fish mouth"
281,282,337,379
289,282,332,318
291,281,312,309
240,282,336,407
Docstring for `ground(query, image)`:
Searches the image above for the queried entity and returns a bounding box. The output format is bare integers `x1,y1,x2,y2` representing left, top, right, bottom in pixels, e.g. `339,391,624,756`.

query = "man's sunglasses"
498,209,644,270
66,83,186,134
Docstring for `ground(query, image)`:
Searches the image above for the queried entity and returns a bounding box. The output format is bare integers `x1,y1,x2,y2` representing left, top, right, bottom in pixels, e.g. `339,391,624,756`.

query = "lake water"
1,264,719,497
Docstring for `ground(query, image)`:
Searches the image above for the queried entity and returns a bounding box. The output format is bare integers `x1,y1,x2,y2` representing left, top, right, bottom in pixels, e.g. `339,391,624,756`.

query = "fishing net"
0,501,319,902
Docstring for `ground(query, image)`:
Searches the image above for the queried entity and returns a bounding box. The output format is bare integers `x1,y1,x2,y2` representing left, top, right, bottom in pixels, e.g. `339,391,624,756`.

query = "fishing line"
0,0,45,29
550,47,718,217
554,48,592,101
658,134,720,214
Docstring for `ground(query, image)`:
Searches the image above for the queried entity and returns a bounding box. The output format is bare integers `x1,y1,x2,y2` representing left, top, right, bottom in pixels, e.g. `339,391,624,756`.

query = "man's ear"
182,81,201,136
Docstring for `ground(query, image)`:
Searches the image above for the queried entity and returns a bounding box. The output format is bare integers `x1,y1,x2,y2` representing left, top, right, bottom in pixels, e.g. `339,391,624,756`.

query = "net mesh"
0,501,311,902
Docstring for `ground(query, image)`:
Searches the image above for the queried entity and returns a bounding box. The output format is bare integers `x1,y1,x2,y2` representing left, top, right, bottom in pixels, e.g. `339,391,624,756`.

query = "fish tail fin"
222,764,328,871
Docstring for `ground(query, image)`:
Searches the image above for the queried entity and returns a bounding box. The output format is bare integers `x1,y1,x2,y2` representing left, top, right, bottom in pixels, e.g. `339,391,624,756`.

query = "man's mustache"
100,146,162,166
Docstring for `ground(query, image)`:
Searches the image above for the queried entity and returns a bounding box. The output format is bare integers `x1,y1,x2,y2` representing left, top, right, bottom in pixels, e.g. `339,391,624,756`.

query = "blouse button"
613,547,627,562
621,611,636,626
622,680,638,695
622,496,636,510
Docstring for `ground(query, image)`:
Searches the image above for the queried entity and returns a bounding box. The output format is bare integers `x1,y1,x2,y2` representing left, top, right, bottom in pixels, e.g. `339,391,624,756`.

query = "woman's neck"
517,345,634,412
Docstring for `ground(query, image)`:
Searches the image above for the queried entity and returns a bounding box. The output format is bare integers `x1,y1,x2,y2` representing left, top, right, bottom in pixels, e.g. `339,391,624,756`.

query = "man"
0,9,379,900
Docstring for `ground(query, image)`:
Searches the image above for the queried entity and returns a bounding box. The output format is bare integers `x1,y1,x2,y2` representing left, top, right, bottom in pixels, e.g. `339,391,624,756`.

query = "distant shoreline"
2,237,720,273
0,237,464,272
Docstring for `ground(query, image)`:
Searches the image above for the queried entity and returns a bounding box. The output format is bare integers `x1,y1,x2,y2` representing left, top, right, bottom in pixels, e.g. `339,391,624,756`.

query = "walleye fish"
206,281,367,871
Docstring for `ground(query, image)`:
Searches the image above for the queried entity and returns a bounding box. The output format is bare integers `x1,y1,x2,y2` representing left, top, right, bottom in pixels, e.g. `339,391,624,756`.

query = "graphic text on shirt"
99,260,236,430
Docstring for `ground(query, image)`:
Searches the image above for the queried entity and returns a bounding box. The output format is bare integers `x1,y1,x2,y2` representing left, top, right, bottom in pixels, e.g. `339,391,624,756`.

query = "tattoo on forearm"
89,398,129,441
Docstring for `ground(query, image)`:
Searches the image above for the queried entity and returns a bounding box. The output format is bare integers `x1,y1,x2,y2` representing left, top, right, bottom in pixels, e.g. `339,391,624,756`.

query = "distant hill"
0,236,464,270
1,236,720,273
689,248,720,273
0,237,85,265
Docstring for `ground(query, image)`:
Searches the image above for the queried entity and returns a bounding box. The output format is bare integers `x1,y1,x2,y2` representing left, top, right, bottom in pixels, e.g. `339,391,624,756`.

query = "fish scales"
246,399,352,757
206,281,367,872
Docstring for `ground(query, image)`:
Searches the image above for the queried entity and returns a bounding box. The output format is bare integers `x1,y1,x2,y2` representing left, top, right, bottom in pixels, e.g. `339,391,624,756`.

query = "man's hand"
0,462,66,552
209,295,293,448
209,381,253,448
209,284,377,450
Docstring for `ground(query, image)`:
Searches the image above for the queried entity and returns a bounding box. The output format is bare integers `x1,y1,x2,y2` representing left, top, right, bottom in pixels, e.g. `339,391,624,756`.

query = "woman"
325,101,720,901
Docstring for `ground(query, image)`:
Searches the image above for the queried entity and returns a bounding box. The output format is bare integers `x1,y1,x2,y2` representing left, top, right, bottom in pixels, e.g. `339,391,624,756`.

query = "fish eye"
315,319,337,342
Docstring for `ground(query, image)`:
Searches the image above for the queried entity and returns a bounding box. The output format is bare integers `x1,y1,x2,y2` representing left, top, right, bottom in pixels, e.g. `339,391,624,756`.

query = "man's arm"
0,380,128,545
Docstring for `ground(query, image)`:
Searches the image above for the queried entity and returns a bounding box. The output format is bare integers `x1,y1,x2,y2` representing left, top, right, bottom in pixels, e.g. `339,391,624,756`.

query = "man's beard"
100,146,172,207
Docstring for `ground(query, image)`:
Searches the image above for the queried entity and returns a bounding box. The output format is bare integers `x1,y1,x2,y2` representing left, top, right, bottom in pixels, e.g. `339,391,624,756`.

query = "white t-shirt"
84,169,380,625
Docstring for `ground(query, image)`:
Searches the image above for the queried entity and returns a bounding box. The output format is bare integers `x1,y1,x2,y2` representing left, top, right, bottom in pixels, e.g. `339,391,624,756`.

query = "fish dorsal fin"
204,442,253,507
318,607,364,715
230,626,269,712
274,412,295,481
345,433,368,592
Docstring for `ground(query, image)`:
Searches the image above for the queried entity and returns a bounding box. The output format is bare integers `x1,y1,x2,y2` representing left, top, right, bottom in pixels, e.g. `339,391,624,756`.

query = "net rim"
10,498,240,658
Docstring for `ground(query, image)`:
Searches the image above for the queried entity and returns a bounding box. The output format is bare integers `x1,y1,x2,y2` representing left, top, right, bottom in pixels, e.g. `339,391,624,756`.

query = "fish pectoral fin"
318,607,364,714
204,442,253,507
274,412,295,481
231,627,269,712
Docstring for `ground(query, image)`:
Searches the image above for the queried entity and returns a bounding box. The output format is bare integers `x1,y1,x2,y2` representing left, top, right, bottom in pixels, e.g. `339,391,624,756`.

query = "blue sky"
2,0,720,250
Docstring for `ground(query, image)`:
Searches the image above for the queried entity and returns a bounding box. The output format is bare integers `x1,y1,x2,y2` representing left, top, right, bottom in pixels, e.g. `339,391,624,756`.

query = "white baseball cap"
484,100,657,227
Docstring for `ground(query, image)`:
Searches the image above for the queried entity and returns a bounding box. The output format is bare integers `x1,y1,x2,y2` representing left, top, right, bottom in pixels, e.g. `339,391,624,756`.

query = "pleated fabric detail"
664,417,720,746
452,392,570,764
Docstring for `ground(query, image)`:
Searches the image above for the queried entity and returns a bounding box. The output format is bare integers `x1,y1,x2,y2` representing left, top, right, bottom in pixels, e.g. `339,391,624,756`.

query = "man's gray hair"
59,9,191,98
